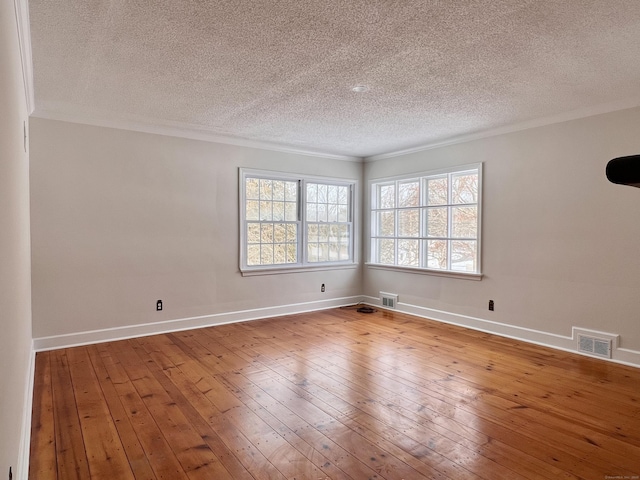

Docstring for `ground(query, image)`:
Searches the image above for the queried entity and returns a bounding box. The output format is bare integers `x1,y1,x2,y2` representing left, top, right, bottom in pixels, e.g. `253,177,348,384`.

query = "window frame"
368,163,483,280
239,168,357,276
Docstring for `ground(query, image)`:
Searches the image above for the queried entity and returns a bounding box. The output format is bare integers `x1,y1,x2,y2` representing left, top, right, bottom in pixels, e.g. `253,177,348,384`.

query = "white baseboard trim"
361,296,640,368
33,296,364,351
32,294,640,367
17,343,35,480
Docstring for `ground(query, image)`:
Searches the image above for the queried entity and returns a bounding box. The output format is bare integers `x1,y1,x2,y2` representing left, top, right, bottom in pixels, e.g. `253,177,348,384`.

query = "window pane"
452,173,478,204
247,223,260,243
378,239,395,264
427,207,448,237
286,244,297,263
318,224,329,243
398,181,419,208
328,185,338,204
260,244,273,264
285,181,297,201
398,209,419,237
246,178,260,199
274,244,286,263
329,242,340,262
328,223,337,239
451,241,477,272
307,223,318,243
247,245,261,266
322,242,328,262
338,186,348,205
307,183,317,203
379,184,395,209
452,206,477,238
260,224,273,243
377,211,395,237
246,200,259,221
260,179,272,200
338,205,348,222
307,203,317,222
286,224,297,239
272,181,285,201
259,201,272,221
327,204,338,222
317,203,328,222
427,240,447,269
285,201,297,221
309,242,330,262
338,225,350,260
274,224,286,243
308,243,319,262
318,184,328,203
273,201,285,221
427,177,448,205
398,239,419,266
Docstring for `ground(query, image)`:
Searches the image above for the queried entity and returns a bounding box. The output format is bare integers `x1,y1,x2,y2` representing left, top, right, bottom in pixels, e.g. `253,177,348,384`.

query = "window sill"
241,263,358,277
365,263,483,281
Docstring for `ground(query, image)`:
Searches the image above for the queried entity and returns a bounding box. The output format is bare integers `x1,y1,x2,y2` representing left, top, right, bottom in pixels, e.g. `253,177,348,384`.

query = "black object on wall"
606,155,640,187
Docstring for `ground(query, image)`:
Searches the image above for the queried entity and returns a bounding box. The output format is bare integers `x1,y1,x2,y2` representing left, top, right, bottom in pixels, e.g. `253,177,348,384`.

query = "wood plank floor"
29,307,640,479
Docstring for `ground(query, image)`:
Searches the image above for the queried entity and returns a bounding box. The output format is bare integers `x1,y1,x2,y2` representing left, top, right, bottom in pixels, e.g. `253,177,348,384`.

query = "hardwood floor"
29,307,640,479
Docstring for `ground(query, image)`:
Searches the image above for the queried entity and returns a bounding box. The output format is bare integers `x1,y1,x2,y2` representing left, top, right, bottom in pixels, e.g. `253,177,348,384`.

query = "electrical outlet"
321,284,325,292
488,300,494,311
156,300,163,311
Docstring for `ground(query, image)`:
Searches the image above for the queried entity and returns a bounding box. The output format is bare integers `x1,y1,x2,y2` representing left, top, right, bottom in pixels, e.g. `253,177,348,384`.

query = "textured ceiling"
28,0,640,159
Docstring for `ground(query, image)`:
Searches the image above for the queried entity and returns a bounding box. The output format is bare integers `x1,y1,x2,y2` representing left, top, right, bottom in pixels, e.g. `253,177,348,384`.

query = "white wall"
30,118,363,340
364,107,640,356
0,1,33,478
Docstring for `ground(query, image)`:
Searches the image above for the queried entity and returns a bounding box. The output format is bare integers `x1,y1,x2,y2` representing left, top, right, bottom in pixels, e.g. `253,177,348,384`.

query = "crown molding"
31,108,364,163
13,0,34,114
365,98,640,162
30,92,640,164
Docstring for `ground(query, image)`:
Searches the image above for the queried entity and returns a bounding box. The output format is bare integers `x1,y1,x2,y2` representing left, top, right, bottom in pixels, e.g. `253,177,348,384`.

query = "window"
370,164,481,277
240,169,355,274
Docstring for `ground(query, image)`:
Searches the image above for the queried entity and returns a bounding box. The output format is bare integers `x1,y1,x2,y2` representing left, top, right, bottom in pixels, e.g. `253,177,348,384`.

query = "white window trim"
368,162,482,279
239,168,358,276
365,262,483,280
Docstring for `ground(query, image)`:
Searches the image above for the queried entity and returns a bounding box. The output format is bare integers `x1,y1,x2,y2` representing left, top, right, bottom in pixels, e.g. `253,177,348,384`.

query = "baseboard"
362,296,640,368
17,343,35,480
33,296,364,351
32,294,640,362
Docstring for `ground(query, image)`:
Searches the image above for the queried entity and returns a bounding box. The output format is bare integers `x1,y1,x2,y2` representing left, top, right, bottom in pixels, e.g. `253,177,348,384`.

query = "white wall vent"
380,292,398,309
577,334,612,359
573,328,619,360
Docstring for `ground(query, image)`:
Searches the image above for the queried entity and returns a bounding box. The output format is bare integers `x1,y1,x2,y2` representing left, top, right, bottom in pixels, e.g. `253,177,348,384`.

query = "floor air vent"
380,292,398,309
577,334,612,359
